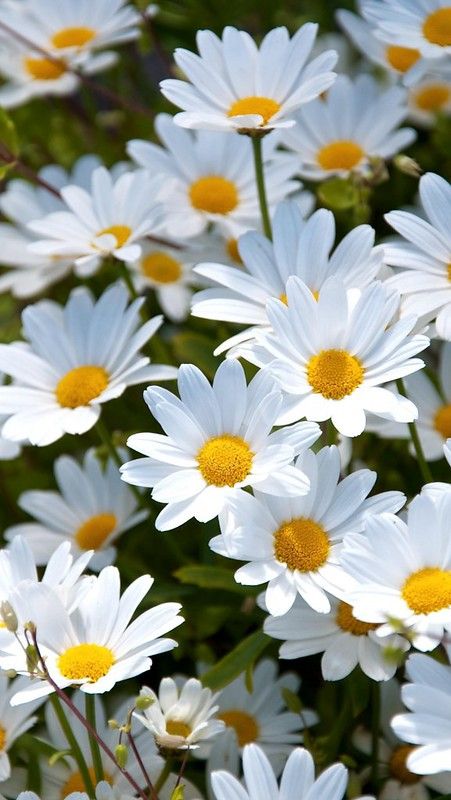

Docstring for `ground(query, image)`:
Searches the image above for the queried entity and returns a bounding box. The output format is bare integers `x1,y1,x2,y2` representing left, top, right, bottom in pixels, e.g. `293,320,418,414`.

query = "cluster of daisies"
0,0,450,798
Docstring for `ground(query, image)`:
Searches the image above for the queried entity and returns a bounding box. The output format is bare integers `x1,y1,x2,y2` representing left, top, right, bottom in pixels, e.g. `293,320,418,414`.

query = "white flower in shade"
211,445,405,615
341,491,451,651
127,114,299,239
0,674,45,781
0,283,176,446
192,202,385,355
134,677,224,750
159,25,337,133
385,173,451,340
282,74,416,181
362,0,451,61
4,449,148,571
0,375,20,462
239,277,428,437
0,38,80,109
408,74,451,126
120,359,321,531
1,565,184,704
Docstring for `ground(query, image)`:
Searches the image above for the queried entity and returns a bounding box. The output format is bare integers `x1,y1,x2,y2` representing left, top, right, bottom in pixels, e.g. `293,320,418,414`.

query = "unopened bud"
0,601,18,632
5,669,17,679
108,719,120,730
25,644,38,674
394,154,422,178
115,743,128,769
135,694,154,711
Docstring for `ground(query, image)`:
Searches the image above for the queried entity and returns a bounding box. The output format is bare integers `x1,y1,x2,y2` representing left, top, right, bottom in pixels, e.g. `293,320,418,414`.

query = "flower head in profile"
361,0,451,61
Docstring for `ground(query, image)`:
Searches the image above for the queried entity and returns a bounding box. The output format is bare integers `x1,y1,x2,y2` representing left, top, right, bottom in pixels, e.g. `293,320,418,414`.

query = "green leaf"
347,669,370,718
282,687,302,715
171,332,219,378
201,630,270,691
0,108,19,157
174,565,252,595
317,178,359,211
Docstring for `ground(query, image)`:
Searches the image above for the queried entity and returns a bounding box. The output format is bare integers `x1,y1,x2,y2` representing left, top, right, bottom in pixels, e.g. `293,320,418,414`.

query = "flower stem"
396,379,433,484
50,694,96,798
85,694,104,785
326,419,336,446
116,260,139,301
154,758,172,793
371,681,381,792
127,728,159,800
251,136,272,239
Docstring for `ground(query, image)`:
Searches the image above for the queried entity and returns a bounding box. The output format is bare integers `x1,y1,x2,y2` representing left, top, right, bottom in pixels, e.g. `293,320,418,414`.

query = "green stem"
95,419,142,505
251,136,272,239
154,758,172,793
396,379,433,484
326,419,336,447
117,261,139,300
85,695,104,785
371,681,381,792
50,695,95,798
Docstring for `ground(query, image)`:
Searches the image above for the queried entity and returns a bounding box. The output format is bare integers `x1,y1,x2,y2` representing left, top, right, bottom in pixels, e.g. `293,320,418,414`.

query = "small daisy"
282,74,416,181
0,283,176,446
385,172,451,340
239,277,428,437
127,114,299,238
0,673,45,782
159,25,337,133
0,36,80,108
211,445,405,615
341,490,451,651
408,73,451,126
120,358,321,531
5,449,148,571
362,0,451,61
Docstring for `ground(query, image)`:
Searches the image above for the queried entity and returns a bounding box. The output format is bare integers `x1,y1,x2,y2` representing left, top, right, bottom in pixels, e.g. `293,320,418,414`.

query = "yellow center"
336,602,379,636
197,434,253,487
24,57,66,80
141,251,182,284
317,140,365,171
219,710,259,746
279,292,288,305
274,517,330,572
97,224,132,248
307,349,364,400
402,567,451,614
226,238,242,264
448,262,451,281
189,176,238,215
423,8,451,46
55,365,109,408
61,768,112,797
385,45,421,72
58,643,114,682
434,403,451,438
228,96,281,125
51,27,96,49
166,720,192,739
75,513,117,551
415,83,450,110
0,726,6,751
389,746,421,785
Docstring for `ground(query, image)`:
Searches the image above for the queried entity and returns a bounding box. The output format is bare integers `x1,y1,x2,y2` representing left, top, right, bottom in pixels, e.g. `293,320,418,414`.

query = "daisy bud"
25,644,39,674
394,154,422,178
115,743,129,769
108,719,121,730
0,601,18,632
4,670,17,679
135,694,155,710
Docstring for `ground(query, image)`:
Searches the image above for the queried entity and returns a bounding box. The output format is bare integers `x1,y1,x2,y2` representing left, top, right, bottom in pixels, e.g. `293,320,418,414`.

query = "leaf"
317,178,359,211
201,630,270,691
171,332,219,379
347,669,370,718
282,687,302,715
174,564,252,595
0,108,19,157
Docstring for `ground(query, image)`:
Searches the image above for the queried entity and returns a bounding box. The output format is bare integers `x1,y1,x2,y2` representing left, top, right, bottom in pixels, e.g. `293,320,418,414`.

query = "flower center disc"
274,517,330,572
307,349,364,400
423,8,451,46
166,720,192,738
219,710,259,746
0,725,6,751
24,57,66,80
62,767,112,797
97,224,132,248
58,643,114,682
189,176,238,214
226,238,242,264
56,365,109,408
197,434,253,487
141,251,182,283
336,602,379,636
385,45,420,72
51,26,96,48
75,513,117,550
317,140,364,171
434,403,451,438
402,567,451,614
389,745,421,785
415,83,450,111
228,96,281,125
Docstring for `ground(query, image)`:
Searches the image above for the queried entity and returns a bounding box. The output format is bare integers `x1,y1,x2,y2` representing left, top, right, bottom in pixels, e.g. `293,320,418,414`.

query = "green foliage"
201,631,270,690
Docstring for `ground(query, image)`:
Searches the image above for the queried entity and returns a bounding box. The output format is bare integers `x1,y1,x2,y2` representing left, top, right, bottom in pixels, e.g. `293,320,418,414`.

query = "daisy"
159,25,337,133
0,283,176,446
408,73,451,127
238,276,428,437
385,172,451,340
120,358,321,531
0,375,20,462
1,564,184,704
282,74,416,181
5,448,148,571
362,0,451,61
0,673,45,782
127,114,300,238
341,490,451,651
211,445,405,615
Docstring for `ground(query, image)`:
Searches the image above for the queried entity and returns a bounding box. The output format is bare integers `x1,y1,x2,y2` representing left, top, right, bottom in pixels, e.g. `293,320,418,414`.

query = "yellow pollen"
389,746,421,785
274,517,330,572
219,710,259,747
75,513,117,551
141,251,182,284
166,720,192,739
56,365,109,408
97,224,132,248
279,292,288,305
402,567,451,614
385,45,421,72
58,643,114,682
317,140,365,171
434,404,451,439
24,56,66,80
51,26,96,49
423,8,451,46
336,602,379,636
226,238,242,264
228,96,281,125
415,83,450,111
197,434,253,487
0,725,6,751
189,176,238,215
61,768,112,797
307,349,364,400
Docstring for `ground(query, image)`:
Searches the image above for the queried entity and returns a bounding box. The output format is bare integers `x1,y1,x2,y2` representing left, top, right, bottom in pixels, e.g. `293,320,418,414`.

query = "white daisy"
238,276,428,437
127,114,299,239
0,375,20,462
408,73,451,126
385,172,451,340
159,25,337,133
120,358,321,531
341,490,451,651
0,673,45,782
0,36,80,109
362,0,451,61
4,448,148,571
282,74,416,181
0,283,176,446
211,445,405,615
